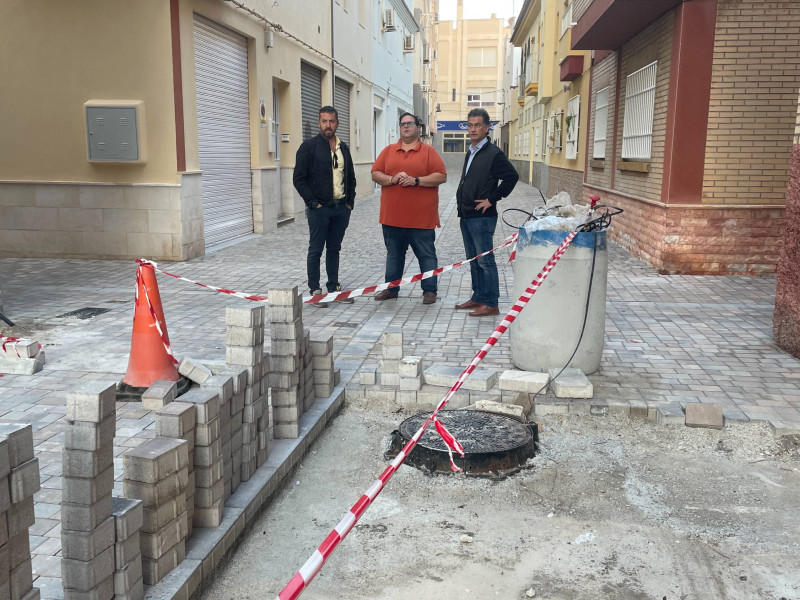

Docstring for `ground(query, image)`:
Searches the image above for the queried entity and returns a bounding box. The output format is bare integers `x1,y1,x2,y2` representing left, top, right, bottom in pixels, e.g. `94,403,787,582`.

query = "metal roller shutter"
193,14,253,248
301,62,323,140
334,78,351,144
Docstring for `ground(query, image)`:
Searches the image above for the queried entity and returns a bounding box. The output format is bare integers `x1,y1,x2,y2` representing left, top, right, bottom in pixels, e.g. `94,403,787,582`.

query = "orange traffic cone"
118,261,181,399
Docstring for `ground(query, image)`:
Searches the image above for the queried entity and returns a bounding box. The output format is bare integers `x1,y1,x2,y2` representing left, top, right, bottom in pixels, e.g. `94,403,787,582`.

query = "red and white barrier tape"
135,262,179,366
275,231,578,600
134,233,518,306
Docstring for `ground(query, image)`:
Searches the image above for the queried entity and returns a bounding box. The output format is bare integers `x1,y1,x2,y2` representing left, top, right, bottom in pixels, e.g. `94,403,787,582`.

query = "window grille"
593,87,609,159
534,127,540,156
622,61,657,160
565,95,580,160
560,2,573,38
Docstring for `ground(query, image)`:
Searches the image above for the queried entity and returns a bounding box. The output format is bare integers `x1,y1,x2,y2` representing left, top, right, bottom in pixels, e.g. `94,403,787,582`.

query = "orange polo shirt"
372,140,447,230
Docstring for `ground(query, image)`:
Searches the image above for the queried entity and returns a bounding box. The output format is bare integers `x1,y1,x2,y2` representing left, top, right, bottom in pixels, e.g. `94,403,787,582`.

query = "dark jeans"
382,225,438,295
459,215,499,307
307,204,351,292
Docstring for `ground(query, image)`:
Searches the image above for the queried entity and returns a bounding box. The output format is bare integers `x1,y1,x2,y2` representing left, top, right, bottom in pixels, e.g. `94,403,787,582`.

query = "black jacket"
456,138,519,219
293,134,357,209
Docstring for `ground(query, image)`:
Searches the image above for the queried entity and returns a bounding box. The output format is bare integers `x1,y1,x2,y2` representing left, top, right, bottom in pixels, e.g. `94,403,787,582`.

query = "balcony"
572,0,682,50
525,82,539,96
559,55,583,82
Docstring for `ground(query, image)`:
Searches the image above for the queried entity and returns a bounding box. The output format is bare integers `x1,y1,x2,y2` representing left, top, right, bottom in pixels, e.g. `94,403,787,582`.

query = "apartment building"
572,0,798,275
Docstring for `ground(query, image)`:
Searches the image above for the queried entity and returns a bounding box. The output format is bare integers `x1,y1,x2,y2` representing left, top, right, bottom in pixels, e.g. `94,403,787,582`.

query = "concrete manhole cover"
387,410,538,478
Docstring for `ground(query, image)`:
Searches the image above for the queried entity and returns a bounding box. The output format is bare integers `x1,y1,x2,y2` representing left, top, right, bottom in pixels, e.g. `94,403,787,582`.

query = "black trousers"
307,203,351,292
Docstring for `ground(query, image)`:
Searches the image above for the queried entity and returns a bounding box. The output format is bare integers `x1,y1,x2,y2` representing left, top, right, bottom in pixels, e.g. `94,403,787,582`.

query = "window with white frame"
467,91,481,107
622,61,657,160
548,111,562,152
593,87,609,159
525,130,530,156
467,47,497,67
514,134,519,157
560,2,573,38
534,127,540,156
565,95,580,160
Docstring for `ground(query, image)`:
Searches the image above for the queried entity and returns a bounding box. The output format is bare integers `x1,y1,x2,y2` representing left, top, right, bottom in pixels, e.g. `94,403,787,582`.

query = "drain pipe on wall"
330,0,335,103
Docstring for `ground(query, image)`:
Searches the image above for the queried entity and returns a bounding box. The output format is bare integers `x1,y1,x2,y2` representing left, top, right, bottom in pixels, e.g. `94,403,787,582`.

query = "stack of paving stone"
122,437,189,585
418,363,500,410
141,379,177,411
179,389,224,527
201,374,234,502
111,498,144,600
0,336,45,375
268,287,304,439
1,423,40,600
378,330,403,387
154,402,196,534
224,368,246,491
61,382,117,600
311,334,335,400
301,330,315,413
398,356,423,392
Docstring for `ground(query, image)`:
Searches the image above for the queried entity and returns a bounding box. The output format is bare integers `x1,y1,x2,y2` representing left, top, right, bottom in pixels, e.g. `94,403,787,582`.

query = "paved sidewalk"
1,155,799,597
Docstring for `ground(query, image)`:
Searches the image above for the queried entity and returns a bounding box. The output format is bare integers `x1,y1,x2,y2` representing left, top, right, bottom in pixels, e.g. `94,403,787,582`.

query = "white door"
193,14,254,248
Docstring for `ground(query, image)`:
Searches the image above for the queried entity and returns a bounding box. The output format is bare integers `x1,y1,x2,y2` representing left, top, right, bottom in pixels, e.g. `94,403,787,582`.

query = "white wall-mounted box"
84,100,146,163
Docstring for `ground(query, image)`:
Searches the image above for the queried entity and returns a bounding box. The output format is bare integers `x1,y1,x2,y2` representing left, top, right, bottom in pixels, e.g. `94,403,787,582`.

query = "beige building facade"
0,0,419,261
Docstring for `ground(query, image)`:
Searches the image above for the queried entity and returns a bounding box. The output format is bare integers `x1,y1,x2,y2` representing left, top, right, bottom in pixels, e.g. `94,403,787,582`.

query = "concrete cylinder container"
510,229,608,375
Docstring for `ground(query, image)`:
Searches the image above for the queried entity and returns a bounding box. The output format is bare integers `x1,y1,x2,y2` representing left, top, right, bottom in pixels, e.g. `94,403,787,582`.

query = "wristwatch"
414,177,420,186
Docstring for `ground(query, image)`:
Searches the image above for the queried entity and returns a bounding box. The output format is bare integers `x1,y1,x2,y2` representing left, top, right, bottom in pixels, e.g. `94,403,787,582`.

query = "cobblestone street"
1,155,799,598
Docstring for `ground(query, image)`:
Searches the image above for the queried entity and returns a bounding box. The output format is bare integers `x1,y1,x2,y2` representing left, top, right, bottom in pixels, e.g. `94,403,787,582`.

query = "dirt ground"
201,402,800,600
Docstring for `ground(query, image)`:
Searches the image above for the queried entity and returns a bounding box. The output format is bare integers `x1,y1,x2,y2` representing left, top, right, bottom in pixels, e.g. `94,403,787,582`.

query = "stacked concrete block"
179,389,224,528
201,374,234,502
398,356,423,392
311,334,335,399
122,437,190,585
60,382,117,600
154,402,196,534
220,367,247,487
268,288,304,439
255,352,270,468
379,330,403,387
0,336,45,375
0,423,39,600
111,498,144,600
141,380,177,411
301,330,315,412
177,357,213,385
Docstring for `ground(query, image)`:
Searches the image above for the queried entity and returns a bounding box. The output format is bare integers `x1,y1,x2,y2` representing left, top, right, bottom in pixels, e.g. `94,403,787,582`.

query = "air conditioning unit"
403,34,415,52
384,8,396,31
421,84,429,92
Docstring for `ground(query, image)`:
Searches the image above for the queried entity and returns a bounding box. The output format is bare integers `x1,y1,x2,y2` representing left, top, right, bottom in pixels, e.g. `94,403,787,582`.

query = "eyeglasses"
399,121,417,128
332,153,339,168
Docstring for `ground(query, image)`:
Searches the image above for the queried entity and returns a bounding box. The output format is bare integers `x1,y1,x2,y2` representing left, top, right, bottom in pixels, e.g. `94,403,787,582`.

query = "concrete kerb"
143,384,345,600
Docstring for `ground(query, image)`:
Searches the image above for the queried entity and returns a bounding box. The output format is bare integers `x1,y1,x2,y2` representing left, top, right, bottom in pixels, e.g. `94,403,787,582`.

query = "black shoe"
333,285,354,304
422,292,437,305
310,289,329,308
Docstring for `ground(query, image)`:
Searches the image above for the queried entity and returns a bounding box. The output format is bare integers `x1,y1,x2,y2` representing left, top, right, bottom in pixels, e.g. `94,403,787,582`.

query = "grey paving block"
123,467,188,509
629,399,648,419
19,586,41,600
63,575,113,600
769,421,800,436
381,345,403,360
498,369,550,393
155,402,195,438
8,531,31,571
10,558,33,600
225,303,264,327
9,457,39,503
225,345,263,366
533,398,571,416
141,494,186,535
590,399,609,416
569,400,592,415
61,516,115,562
398,356,423,378
66,381,117,423
359,367,377,385
0,350,45,375
62,445,114,479
63,466,114,505
201,375,234,403
273,422,299,439
122,438,189,484
225,325,264,347
379,372,400,386
111,497,144,541
177,389,220,424
194,418,220,446
113,552,142,596
399,377,422,391
309,335,333,356
0,437,9,480
0,423,35,469
177,357,213,385
0,338,38,358
656,402,685,425
193,439,221,467
114,531,141,567
312,354,334,370
548,368,593,399
242,400,263,424
61,545,114,591
685,403,724,429
141,381,177,411
113,576,143,600
606,399,631,416
313,368,334,385
61,494,112,533
267,302,300,324
382,330,403,346
270,318,303,341
191,499,223,528
140,512,187,559
270,371,300,389
273,406,301,423
194,479,224,508
65,415,115,452
425,363,499,391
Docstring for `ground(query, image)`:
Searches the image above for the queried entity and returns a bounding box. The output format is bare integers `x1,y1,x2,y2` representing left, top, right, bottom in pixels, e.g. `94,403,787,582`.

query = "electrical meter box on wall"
84,100,146,163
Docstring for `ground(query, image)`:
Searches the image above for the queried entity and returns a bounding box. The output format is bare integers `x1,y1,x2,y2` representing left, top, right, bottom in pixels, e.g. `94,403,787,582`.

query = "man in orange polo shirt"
371,113,447,304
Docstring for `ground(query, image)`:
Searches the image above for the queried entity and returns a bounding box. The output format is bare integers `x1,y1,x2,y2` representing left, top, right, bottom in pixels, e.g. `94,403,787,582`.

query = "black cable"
0,312,14,327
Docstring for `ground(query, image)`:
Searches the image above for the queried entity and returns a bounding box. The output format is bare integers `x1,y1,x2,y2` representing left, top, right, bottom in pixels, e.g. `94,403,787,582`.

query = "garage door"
301,62,323,141
334,78,351,144
193,14,253,248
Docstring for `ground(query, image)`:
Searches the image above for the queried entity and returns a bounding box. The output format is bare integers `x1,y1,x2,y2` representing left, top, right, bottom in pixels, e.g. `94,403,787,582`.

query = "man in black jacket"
455,108,519,317
293,106,357,306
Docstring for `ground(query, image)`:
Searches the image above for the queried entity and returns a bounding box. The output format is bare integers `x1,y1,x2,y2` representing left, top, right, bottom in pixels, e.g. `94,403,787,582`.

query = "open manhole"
57,307,113,319
386,410,538,478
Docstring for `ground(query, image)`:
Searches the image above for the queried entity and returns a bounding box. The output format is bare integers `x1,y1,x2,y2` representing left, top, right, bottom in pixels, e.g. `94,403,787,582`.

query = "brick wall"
547,166,583,205
614,12,673,201
703,0,800,205
586,51,617,191
775,144,800,357
584,185,785,274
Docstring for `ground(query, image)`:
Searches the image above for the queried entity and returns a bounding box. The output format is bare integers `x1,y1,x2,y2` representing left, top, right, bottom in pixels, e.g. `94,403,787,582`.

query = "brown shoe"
455,299,483,310
469,305,500,317
422,292,437,305
374,290,398,301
